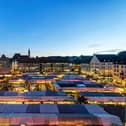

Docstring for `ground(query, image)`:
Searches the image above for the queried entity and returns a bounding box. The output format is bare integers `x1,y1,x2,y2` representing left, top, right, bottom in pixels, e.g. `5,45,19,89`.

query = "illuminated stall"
0,91,75,104
79,92,126,105
8,78,26,92
0,104,122,126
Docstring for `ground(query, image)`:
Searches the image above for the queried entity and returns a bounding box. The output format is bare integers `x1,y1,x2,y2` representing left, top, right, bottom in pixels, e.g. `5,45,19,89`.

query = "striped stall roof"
79,92,126,103
0,91,67,96
0,104,123,126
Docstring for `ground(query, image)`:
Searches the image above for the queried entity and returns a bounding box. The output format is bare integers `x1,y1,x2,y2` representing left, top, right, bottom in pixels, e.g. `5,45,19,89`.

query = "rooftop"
79,92,123,97
0,104,122,126
0,91,67,96
95,54,117,62
56,80,103,88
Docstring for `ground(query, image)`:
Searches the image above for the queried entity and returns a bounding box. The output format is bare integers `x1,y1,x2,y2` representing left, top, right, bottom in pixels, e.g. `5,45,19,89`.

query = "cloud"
95,49,122,54
88,43,102,48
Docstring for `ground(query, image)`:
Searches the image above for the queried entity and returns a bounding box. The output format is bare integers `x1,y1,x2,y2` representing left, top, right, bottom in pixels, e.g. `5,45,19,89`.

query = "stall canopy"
0,91,73,102
0,91,67,96
79,92,125,103
0,104,122,126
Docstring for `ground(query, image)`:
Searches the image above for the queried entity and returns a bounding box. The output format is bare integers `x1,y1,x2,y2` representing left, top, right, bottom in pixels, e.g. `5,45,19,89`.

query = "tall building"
28,48,31,57
0,54,11,74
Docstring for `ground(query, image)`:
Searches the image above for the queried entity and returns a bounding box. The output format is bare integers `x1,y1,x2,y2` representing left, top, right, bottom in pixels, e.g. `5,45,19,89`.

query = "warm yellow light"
20,124,27,126
4,74,12,77
18,79,24,82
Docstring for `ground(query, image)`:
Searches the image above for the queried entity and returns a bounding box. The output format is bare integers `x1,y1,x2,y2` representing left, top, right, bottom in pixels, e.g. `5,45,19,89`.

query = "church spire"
28,48,30,57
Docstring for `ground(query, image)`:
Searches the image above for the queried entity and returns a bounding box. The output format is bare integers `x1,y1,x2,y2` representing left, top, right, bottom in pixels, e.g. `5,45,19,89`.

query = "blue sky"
0,0,126,57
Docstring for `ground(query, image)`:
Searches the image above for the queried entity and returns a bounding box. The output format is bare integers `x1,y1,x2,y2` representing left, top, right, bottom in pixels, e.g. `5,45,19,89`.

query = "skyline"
0,0,126,57
0,48,125,58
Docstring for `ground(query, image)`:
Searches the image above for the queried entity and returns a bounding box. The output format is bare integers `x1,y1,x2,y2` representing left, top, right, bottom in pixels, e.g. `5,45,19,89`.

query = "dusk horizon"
0,48,125,58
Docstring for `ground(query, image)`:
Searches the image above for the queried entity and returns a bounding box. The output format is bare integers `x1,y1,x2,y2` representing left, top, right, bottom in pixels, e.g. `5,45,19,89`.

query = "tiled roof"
95,54,117,62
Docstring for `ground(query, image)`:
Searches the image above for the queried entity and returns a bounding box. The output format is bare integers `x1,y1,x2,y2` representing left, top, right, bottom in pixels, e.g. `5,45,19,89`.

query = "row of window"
114,65,126,68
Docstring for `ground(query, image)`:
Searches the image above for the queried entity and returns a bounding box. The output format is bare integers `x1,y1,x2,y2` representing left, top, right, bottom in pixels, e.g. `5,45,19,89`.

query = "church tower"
28,48,30,57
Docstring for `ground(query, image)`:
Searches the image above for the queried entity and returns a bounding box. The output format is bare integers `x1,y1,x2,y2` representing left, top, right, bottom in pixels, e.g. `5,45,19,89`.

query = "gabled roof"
0,54,9,61
1,54,6,59
95,54,117,62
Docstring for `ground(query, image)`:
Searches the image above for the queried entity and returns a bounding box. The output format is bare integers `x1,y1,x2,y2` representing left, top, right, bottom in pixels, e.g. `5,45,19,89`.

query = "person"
82,96,88,104
80,95,88,104
77,95,82,104
77,95,88,104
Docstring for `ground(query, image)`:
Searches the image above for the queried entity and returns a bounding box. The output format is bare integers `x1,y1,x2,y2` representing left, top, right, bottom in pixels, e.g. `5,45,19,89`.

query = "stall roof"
100,105,126,123
79,92,125,103
62,75,88,81
80,92,123,97
56,80,103,88
23,74,57,78
0,91,67,96
0,104,122,126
